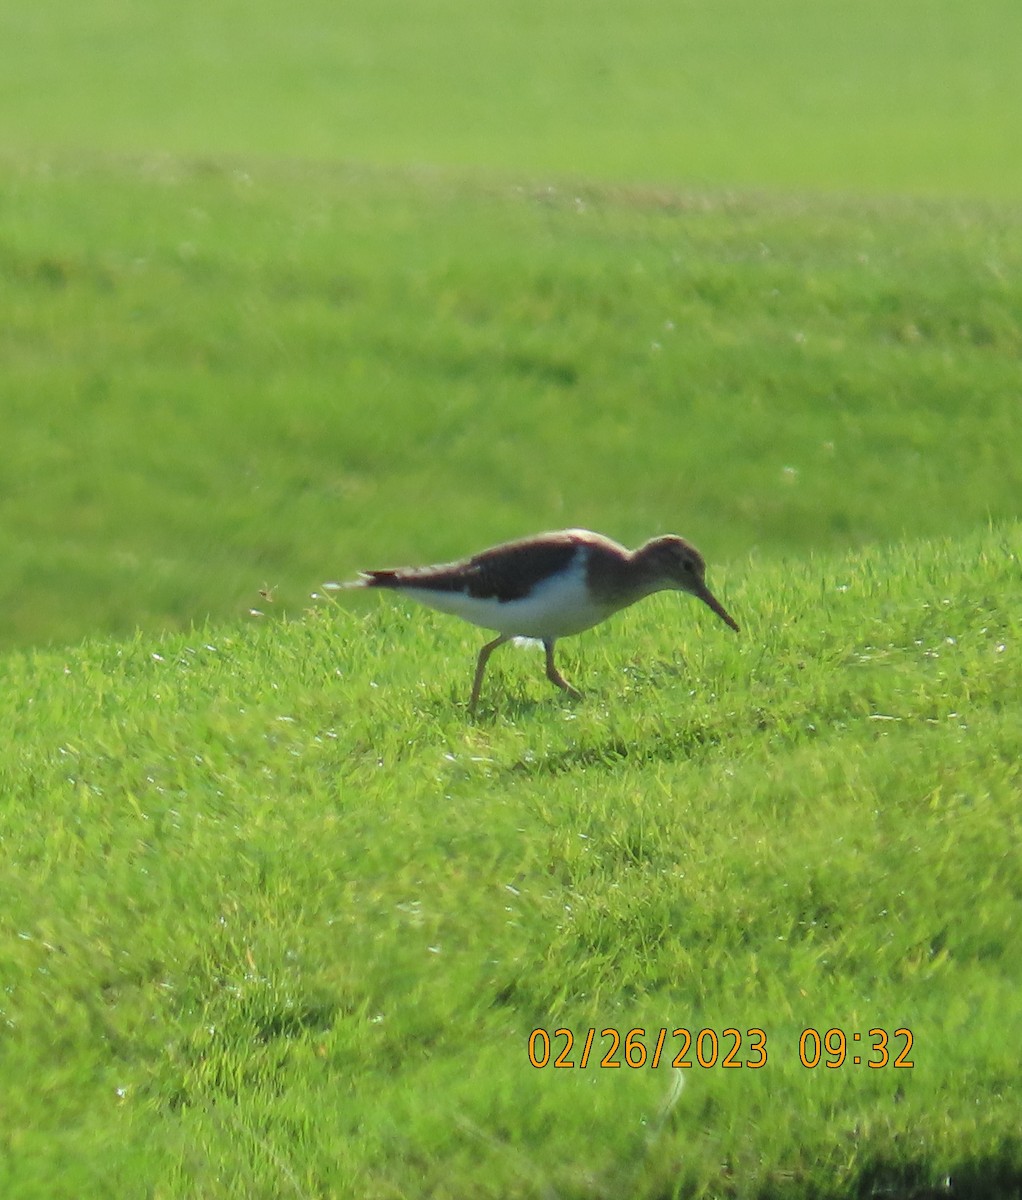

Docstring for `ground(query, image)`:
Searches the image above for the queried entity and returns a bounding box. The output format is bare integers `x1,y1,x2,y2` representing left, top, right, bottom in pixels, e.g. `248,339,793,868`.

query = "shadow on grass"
739,1147,1022,1200
504,716,730,777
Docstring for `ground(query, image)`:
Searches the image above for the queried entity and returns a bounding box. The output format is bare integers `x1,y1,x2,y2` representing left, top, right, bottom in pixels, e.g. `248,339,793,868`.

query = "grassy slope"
2,0,1021,1194
2,158,1022,649
1,524,1020,1198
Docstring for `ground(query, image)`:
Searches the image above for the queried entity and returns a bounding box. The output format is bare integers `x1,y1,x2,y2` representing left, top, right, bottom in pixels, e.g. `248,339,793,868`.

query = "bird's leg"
469,634,510,712
543,639,582,699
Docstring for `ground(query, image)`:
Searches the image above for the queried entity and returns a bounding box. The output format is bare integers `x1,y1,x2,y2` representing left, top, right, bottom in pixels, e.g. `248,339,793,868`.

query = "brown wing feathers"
362,536,581,603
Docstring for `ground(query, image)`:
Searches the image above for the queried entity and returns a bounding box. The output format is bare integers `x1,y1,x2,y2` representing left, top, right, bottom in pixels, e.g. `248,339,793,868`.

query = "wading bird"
338,529,739,711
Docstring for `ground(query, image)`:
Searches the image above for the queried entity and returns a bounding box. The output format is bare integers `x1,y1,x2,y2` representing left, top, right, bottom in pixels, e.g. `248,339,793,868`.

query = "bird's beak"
696,584,740,632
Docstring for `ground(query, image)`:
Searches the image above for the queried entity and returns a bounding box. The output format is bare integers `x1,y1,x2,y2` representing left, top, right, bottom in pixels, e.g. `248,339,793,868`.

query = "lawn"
1,0,1021,1195
3,0,1021,197
1,526,1020,1197
2,159,1021,649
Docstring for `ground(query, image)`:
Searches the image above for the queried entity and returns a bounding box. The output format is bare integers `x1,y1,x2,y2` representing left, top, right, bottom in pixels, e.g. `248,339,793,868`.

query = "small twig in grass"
646,1068,686,1146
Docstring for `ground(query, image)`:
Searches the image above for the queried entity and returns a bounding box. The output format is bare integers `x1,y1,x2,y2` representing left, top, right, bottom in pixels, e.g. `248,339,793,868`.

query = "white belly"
400,554,613,639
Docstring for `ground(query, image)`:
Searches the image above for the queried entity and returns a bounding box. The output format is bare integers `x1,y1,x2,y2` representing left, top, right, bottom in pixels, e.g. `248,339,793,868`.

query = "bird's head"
635,535,740,631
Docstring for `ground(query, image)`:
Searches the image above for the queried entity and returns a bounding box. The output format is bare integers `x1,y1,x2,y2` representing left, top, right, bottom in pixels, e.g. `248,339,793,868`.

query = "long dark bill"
697,584,740,632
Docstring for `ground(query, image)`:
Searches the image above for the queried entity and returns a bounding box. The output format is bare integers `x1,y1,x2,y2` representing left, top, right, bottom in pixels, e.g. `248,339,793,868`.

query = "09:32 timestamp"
799,1026,914,1069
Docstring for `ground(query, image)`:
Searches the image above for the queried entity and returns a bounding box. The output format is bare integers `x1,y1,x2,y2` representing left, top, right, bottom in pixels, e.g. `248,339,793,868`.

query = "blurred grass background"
2,161,1020,649
3,0,1021,196
1,0,1019,652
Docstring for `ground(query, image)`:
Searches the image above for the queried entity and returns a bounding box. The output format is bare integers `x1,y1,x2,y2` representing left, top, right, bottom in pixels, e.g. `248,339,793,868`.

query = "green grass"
2,524,1020,1198
3,156,1022,649
2,0,1021,1192
3,0,1022,197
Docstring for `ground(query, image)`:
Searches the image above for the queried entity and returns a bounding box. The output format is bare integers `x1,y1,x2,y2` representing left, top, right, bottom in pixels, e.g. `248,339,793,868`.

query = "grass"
2,156,1022,649
2,0,1021,1192
1,523,1020,1197
3,0,1022,198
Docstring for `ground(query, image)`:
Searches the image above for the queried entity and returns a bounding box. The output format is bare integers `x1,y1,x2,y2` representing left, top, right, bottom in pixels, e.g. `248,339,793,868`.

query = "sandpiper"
339,529,739,710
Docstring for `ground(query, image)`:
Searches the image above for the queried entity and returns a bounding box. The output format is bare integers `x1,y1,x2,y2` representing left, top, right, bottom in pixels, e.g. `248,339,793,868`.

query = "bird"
337,528,739,711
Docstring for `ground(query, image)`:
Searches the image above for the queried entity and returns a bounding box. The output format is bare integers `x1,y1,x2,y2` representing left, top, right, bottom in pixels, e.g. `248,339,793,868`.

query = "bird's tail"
322,571,399,592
